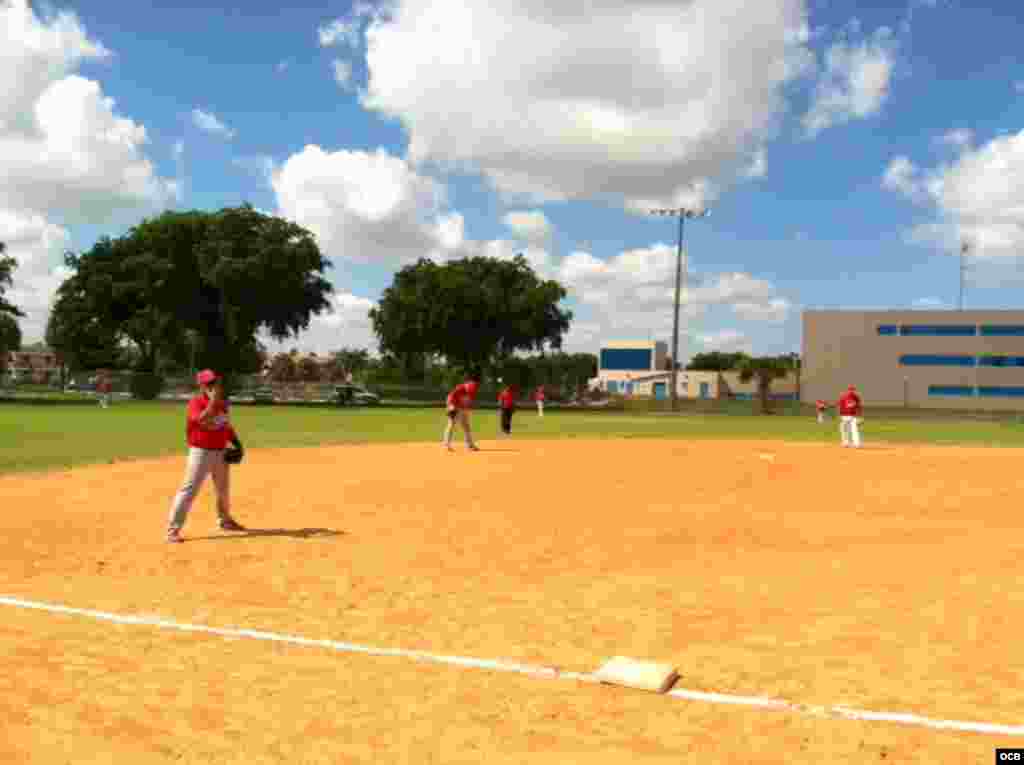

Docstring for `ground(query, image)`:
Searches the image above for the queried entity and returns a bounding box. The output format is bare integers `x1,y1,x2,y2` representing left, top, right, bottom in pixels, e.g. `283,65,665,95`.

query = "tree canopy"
737,355,793,414
369,255,572,375
686,351,751,371
47,206,333,383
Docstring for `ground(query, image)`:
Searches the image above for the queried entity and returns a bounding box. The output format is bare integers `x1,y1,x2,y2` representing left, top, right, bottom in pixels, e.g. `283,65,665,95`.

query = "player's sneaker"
468,444,480,451
166,529,183,544
219,518,246,532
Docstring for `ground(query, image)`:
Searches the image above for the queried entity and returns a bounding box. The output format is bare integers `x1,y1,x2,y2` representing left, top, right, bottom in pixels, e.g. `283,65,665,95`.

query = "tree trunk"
759,377,771,414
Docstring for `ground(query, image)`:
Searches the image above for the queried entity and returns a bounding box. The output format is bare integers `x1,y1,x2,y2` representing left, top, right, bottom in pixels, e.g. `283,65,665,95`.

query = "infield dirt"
1,439,1022,763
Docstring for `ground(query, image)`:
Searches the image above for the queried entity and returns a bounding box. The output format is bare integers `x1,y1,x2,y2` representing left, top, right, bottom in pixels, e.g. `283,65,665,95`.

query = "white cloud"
272,145,468,264
318,18,359,48
332,59,353,88
881,155,924,199
0,0,175,227
502,210,552,245
936,128,973,149
802,26,897,136
697,329,753,354
886,130,1024,261
260,291,378,355
0,209,73,341
359,0,813,209
743,148,768,179
191,108,236,139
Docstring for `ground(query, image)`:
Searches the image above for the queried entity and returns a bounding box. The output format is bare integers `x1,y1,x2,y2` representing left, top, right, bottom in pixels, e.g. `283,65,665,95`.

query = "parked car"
333,384,381,406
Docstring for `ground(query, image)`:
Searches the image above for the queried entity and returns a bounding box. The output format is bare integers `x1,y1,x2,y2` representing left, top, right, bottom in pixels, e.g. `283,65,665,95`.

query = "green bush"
129,372,165,400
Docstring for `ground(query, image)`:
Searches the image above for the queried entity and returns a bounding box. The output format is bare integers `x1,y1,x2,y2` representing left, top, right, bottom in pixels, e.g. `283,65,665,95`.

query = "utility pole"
959,240,970,311
650,207,710,411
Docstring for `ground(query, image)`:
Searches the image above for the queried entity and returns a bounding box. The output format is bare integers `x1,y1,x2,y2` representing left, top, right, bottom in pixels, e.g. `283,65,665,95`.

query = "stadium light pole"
650,206,710,412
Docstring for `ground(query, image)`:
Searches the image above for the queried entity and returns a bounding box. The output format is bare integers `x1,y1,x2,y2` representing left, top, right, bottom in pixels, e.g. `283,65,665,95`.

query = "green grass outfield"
2,401,1024,476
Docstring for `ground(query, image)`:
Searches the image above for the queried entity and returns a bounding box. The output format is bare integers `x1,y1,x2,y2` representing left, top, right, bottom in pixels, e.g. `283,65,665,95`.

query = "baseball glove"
224,445,244,465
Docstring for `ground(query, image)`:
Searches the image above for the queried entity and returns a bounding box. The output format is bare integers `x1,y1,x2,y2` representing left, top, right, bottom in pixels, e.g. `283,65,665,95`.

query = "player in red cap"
444,372,480,451
497,380,517,436
837,383,863,448
166,369,246,542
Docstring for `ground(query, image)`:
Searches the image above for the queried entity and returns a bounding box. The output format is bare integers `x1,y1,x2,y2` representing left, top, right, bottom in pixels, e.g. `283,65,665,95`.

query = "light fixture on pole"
649,206,710,412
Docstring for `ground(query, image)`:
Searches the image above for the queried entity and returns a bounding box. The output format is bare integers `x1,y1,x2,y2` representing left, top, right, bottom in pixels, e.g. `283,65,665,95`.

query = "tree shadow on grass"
187,528,345,542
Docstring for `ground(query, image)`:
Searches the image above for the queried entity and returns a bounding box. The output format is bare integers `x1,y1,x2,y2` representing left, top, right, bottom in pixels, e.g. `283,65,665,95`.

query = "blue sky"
3,0,1023,361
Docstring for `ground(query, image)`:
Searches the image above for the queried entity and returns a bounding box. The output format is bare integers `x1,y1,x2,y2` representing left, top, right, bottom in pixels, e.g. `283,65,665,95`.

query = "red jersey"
533,387,545,402
185,394,237,449
446,382,477,410
815,399,827,411
498,387,515,409
838,391,862,417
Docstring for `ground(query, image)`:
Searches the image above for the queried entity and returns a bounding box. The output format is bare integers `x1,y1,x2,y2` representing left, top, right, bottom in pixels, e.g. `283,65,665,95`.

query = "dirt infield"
2,439,1023,763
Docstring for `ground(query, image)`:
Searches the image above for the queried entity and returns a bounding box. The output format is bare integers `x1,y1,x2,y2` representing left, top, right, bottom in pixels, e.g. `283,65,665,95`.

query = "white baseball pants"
443,409,476,448
840,416,862,448
168,447,232,530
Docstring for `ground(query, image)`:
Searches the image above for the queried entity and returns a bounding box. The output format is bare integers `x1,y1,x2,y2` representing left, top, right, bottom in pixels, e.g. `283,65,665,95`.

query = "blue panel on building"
900,354,975,367
654,382,667,400
978,356,1024,367
980,325,1024,336
900,325,976,336
978,387,1024,397
928,385,975,396
600,348,653,371
606,380,619,393
877,325,898,335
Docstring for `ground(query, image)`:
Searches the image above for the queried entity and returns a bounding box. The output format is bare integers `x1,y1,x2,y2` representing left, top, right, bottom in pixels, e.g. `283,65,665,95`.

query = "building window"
978,387,1024,397
899,325,976,336
928,385,975,396
978,356,1024,368
877,325,898,335
980,325,1024,336
606,380,619,394
899,354,975,367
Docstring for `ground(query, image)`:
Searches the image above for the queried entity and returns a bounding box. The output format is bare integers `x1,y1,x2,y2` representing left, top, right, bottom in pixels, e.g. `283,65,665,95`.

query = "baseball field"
2,403,1023,763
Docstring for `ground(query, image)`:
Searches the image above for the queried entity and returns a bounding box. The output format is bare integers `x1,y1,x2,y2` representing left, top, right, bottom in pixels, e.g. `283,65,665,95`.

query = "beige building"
802,310,1024,411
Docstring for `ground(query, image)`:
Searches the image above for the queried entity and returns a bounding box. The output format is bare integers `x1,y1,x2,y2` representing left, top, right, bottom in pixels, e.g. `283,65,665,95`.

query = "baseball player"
498,381,517,436
97,370,112,408
533,385,545,417
815,399,829,424
837,384,863,448
166,369,246,543
444,374,480,451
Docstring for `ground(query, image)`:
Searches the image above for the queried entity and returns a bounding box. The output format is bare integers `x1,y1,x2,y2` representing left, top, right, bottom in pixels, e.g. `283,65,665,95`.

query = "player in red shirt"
166,370,246,543
444,374,480,451
815,399,829,424
837,384,863,448
533,385,545,417
497,381,517,436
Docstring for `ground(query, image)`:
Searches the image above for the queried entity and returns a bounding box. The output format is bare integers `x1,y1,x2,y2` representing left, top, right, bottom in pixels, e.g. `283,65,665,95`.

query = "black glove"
224,436,244,465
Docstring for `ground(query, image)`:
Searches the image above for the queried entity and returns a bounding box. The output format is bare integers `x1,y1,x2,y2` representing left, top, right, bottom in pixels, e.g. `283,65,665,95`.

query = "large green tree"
48,206,333,393
686,351,751,371
370,255,572,375
737,355,793,414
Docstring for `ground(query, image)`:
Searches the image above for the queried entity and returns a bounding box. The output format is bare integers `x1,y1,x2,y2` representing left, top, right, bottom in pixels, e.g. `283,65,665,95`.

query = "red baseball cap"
197,369,220,385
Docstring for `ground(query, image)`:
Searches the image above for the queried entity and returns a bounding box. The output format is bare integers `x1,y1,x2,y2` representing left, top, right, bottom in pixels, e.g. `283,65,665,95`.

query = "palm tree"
737,355,793,414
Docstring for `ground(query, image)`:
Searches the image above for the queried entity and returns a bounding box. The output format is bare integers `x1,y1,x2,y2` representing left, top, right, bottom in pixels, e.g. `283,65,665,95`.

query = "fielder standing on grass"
838,384,863,448
444,373,480,451
97,370,112,409
166,369,246,543
533,384,545,417
498,380,516,436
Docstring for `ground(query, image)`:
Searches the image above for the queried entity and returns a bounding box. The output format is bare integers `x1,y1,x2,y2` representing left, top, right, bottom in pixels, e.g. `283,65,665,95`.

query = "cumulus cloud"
191,108,236,139
502,210,552,245
802,25,898,136
884,130,1024,261
0,1,175,225
697,329,753,354
332,59,353,88
0,210,74,341
262,291,379,355
272,145,470,263
935,128,973,150
356,0,813,209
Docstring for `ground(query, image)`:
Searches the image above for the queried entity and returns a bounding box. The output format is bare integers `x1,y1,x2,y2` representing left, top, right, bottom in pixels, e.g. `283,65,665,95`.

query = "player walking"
533,385,545,417
166,369,246,543
837,384,863,448
97,370,112,408
498,382,516,436
444,374,480,451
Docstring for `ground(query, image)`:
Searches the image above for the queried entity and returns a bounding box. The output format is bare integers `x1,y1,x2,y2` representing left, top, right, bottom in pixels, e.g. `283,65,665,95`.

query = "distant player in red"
837,384,863,448
533,385,545,417
497,381,517,436
166,370,246,543
815,399,829,424
444,374,480,451
97,370,112,409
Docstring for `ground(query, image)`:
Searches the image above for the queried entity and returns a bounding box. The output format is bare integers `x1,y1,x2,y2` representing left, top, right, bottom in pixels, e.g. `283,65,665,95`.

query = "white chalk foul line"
2,595,1021,737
